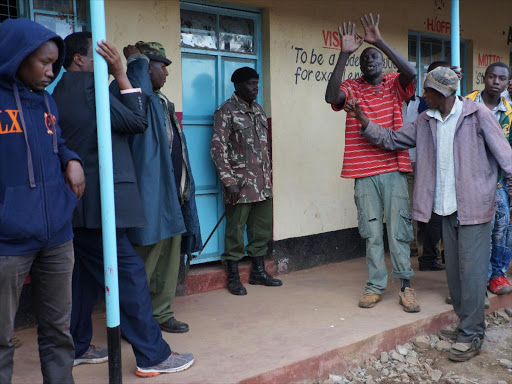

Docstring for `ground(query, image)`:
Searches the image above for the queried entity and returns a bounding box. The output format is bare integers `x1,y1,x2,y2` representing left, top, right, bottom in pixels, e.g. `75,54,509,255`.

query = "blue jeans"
488,181,512,280
71,229,171,368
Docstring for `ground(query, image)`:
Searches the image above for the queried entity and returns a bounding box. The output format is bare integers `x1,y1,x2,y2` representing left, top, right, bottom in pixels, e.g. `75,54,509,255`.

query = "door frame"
180,0,263,264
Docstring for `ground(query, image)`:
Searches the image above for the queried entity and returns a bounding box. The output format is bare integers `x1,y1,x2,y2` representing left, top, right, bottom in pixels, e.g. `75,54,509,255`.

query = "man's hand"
360,13,382,45
96,40,132,90
225,185,240,205
123,44,140,60
338,22,364,54
449,66,463,80
65,160,85,199
96,40,125,78
344,89,369,128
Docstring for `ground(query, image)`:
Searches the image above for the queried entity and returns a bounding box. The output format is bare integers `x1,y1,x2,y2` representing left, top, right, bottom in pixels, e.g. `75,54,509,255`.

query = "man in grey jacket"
344,66,512,362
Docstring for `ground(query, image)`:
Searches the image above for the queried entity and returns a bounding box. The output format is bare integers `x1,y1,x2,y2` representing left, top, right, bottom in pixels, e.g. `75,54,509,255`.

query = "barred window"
0,0,18,22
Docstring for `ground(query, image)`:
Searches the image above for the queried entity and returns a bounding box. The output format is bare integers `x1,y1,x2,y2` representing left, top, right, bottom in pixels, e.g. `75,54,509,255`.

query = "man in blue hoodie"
0,19,85,383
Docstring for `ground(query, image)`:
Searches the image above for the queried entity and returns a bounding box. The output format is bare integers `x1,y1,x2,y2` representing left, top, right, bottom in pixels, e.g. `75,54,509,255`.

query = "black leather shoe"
226,260,247,295
160,317,189,333
249,256,283,286
419,261,446,271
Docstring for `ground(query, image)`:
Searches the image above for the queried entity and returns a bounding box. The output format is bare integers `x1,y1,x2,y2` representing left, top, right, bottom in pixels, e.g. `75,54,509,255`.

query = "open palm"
360,13,382,44
338,21,363,54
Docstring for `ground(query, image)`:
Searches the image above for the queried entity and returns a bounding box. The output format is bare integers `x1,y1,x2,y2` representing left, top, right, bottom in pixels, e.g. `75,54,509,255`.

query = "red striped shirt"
333,72,415,179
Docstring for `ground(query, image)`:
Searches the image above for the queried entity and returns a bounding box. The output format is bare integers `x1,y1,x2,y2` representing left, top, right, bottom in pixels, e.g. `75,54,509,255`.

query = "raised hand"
96,40,124,77
123,44,140,60
96,40,132,90
360,13,382,45
338,21,364,54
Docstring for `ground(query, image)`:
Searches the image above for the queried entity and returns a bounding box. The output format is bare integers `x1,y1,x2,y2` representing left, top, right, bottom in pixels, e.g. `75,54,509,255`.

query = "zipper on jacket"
29,94,50,246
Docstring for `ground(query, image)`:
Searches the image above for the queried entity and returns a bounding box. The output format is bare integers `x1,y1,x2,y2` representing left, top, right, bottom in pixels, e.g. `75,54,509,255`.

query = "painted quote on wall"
292,28,397,85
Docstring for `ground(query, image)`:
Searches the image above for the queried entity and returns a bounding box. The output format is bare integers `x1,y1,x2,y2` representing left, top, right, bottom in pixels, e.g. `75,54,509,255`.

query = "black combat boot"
249,256,283,286
226,260,247,295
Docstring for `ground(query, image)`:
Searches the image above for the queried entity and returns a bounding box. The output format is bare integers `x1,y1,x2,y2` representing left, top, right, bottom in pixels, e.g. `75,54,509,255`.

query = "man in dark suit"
52,32,194,378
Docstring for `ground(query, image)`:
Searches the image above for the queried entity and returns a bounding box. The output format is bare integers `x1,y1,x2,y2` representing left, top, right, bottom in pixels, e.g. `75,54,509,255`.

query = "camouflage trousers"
221,199,272,263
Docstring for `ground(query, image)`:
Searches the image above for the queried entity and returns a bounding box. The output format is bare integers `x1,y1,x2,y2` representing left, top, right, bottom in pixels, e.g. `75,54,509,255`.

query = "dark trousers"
221,199,273,263
419,212,443,266
442,213,491,342
0,241,75,384
71,229,171,368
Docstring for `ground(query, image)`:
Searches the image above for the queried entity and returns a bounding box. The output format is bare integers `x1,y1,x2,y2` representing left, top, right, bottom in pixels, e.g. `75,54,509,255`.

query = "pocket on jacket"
395,209,414,242
0,185,46,241
46,180,78,238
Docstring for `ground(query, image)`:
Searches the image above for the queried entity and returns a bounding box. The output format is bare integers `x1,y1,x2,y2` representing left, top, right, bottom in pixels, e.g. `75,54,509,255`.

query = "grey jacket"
362,96,512,225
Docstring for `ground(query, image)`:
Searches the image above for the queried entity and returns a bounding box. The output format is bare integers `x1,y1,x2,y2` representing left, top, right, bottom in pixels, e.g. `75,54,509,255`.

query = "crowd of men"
1,12,512,383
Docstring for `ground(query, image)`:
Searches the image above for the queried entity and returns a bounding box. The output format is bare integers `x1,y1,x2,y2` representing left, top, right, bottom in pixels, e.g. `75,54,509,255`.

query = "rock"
497,381,508,384
380,351,389,363
505,308,512,317
401,373,410,382
413,336,430,350
497,358,512,369
406,354,419,365
390,350,405,363
373,361,383,371
428,369,443,382
329,374,344,384
496,309,511,322
444,379,455,384
382,368,390,376
397,345,409,356
435,340,452,351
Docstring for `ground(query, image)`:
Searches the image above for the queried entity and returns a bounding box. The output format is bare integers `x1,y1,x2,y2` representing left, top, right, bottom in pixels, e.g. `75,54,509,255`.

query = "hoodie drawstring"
13,83,36,188
43,92,58,154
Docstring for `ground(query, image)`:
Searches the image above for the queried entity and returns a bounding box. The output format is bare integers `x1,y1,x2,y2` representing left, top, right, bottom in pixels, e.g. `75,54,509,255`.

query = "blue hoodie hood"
0,18,65,85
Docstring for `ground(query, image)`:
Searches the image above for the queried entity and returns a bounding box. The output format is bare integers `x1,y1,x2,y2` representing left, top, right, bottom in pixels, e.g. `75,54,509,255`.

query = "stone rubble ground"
305,307,512,384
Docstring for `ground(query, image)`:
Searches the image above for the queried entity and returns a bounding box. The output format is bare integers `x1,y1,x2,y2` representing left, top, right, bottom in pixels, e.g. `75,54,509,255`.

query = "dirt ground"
305,308,512,384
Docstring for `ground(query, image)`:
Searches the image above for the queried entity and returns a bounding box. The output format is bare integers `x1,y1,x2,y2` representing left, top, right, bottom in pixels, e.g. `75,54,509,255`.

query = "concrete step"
11,257,512,384
186,259,276,295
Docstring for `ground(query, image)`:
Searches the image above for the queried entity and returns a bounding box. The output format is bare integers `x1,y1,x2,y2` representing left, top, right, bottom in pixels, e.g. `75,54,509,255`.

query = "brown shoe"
358,293,382,308
399,287,421,312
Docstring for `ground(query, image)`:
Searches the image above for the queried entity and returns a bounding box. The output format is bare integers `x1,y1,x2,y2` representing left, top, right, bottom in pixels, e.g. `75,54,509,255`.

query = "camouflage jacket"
211,93,272,204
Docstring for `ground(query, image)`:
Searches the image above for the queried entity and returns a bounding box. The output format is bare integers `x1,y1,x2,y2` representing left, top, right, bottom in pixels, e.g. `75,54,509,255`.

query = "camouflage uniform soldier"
211,67,282,295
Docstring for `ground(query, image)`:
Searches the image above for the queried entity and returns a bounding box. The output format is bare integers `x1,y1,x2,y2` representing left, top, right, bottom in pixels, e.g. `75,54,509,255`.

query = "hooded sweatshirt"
0,19,81,255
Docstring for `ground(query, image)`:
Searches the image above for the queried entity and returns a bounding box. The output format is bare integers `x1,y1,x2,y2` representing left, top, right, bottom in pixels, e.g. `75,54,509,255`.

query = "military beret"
231,67,259,84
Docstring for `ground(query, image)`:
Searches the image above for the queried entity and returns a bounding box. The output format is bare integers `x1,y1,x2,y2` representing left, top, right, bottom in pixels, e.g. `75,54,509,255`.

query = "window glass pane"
219,15,254,53
0,0,18,22
34,13,73,37
408,37,417,64
33,0,73,14
77,0,87,22
181,9,217,50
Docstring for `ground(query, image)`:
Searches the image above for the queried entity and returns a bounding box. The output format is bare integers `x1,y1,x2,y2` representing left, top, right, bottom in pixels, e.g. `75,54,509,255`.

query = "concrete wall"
104,0,512,243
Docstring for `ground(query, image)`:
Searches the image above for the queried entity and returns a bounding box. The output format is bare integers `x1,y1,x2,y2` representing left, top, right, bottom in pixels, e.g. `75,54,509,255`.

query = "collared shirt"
332,72,415,179
473,91,508,121
428,96,463,216
503,90,512,103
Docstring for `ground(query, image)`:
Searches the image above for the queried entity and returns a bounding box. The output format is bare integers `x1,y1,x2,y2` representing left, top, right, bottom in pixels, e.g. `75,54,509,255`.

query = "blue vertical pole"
90,0,122,382
451,0,460,95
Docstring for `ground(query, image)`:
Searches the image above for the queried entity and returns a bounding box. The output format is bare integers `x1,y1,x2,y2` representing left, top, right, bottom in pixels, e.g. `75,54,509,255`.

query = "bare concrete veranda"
11,257,512,384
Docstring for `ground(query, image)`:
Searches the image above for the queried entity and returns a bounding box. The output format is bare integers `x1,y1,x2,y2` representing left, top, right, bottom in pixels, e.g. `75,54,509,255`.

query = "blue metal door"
180,2,261,263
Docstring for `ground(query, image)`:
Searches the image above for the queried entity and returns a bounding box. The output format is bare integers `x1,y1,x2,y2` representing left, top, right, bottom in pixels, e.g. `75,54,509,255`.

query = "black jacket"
53,71,148,229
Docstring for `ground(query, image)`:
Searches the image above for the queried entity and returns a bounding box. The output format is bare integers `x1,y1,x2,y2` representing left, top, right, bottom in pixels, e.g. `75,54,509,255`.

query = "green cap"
135,41,172,66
